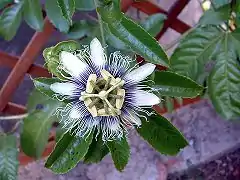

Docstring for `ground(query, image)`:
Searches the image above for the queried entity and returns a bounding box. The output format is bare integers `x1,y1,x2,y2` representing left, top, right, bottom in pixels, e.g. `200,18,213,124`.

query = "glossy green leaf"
21,94,60,158
170,26,224,81
45,131,94,173
67,20,97,39
55,126,66,142
43,40,80,78
57,0,75,25
153,71,204,97
0,2,24,40
141,13,166,37
98,1,169,67
33,77,61,100
208,31,240,119
0,135,18,180
23,0,44,31
199,4,231,25
137,114,188,155
45,0,70,33
0,0,12,9
107,137,130,171
84,134,109,163
75,0,95,11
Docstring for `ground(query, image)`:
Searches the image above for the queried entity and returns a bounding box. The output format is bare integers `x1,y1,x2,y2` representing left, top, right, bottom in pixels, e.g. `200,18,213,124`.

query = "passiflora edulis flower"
50,38,160,141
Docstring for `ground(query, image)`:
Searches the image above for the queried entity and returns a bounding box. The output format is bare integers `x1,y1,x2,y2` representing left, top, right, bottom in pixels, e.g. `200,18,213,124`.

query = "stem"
0,113,28,120
94,0,106,47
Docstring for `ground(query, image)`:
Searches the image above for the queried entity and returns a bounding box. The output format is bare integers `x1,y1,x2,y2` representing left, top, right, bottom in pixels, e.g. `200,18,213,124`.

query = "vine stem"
93,0,107,48
0,113,28,120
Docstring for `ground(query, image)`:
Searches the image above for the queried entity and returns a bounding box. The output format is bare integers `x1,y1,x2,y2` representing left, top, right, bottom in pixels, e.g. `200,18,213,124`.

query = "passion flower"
50,38,160,141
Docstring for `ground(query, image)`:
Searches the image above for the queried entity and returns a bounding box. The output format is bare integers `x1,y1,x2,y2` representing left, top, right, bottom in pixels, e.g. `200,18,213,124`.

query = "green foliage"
98,1,169,67
208,31,240,119
0,0,12,9
21,90,61,158
154,71,204,97
45,131,94,173
33,77,61,100
141,13,166,37
0,135,18,180
57,0,75,25
67,20,98,39
170,26,224,81
137,114,188,155
84,133,109,163
0,1,24,40
75,0,95,11
23,0,44,31
199,4,231,25
45,0,70,32
107,137,130,171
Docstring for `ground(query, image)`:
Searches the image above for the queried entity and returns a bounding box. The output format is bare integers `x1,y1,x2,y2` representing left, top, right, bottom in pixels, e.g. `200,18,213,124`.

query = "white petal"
125,63,156,82
60,51,88,77
134,90,160,106
70,108,81,119
50,82,76,96
122,110,141,126
90,38,105,68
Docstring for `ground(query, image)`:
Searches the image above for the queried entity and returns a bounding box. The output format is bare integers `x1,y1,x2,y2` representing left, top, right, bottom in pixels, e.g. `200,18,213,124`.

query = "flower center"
80,70,125,117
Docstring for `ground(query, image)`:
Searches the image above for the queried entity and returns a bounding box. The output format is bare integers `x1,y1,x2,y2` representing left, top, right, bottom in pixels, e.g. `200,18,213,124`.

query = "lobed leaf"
170,25,224,81
208,31,240,119
0,135,18,180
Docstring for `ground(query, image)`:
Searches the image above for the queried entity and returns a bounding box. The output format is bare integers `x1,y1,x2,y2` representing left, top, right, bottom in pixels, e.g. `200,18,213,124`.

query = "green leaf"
55,126,66,142
57,0,75,25
141,13,166,37
153,71,204,97
137,114,188,155
23,0,44,31
212,0,230,8
0,2,24,40
98,1,169,67
165,96,174,113
43,40,80,78
21,90,61,158
208,31,240,119
75,0,95,11
0,0,12,9
33,77,61,100
84,134,109,163
45,131,94,173
45,0,70,33
0,135,18,180
199,4,231,25
67,20,97,39
170,26,224,81
107,137,130,171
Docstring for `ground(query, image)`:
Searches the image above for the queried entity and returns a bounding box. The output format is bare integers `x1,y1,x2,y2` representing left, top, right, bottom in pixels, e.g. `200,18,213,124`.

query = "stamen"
83,69,125,117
